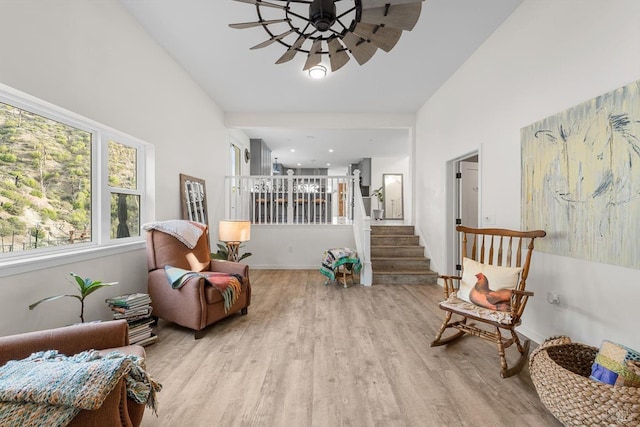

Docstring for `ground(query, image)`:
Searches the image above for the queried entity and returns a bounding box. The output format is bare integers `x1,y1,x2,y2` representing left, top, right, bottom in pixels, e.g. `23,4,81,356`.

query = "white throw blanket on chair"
143,220,204,249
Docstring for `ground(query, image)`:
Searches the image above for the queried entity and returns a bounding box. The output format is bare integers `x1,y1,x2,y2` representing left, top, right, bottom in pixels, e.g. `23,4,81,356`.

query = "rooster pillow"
458,257,523,312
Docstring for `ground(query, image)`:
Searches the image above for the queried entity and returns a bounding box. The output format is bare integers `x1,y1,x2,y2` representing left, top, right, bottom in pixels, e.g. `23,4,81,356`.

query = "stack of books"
106,293,157,347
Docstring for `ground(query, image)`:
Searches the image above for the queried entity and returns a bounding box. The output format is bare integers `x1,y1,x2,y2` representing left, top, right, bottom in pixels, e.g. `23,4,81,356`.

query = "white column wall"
246,226,355,269
371,156,411,222
415,0,640,348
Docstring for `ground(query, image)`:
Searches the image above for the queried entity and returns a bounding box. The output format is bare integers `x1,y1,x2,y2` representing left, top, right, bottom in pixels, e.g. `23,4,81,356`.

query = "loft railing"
224,170,356,225
224,170,372,285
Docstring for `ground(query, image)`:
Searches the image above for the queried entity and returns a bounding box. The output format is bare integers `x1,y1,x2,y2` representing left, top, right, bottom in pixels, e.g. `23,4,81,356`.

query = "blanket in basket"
164,265,242,312
0,349,161,427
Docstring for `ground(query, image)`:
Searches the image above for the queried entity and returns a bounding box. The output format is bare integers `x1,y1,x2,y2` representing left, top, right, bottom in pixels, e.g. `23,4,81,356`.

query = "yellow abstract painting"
521,79,640,268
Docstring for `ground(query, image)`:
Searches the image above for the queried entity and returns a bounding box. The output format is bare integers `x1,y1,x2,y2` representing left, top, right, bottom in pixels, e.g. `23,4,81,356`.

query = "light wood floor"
140,270,561,427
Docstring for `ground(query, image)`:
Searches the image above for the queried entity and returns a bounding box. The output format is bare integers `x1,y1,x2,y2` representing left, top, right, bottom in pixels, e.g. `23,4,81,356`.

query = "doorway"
446,152,479,275
229,139,243,219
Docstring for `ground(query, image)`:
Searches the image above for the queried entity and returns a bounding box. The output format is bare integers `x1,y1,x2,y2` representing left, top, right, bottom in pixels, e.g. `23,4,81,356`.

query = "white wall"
246,225,355,269
415,0,640,349
0,1,229,335
371,156,411,222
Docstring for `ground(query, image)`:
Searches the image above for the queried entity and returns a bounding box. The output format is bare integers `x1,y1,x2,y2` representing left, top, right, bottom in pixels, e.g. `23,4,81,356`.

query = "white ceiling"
120,0,523,169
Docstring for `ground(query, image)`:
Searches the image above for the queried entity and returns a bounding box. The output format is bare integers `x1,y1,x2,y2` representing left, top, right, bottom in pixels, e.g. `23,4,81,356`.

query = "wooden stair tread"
371,246,424,251
374,270,437,275
371,248,424,251
371,234,417,236
370,224,437,285
371,245,423,247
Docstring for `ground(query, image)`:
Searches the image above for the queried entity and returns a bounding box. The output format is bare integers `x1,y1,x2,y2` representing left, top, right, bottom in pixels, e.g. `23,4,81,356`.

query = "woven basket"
529,336,640,426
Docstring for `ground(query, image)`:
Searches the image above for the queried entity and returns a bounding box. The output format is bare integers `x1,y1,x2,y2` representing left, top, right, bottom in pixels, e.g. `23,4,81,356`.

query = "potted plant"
371,186,384,220
29,272,117,323
210,241,252,262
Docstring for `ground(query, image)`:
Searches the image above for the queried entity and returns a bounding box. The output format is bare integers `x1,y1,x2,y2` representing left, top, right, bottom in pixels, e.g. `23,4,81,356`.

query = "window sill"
0,240,146,279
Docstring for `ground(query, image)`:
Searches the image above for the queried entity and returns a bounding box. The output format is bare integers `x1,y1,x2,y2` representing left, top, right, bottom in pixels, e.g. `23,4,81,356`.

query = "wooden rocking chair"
431,226,546,378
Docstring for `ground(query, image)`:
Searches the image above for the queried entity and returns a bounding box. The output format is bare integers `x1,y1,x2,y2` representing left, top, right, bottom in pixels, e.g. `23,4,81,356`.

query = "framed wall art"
521,79,640,269
179,174,208,227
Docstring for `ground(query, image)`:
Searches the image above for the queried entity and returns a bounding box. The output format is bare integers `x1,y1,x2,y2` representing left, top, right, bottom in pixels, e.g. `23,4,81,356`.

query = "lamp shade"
219,220,251,242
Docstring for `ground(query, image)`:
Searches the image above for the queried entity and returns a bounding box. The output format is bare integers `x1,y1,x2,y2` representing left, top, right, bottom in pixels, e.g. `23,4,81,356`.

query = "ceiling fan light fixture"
230,0,425,74
308,64,327,79
309,0,337,32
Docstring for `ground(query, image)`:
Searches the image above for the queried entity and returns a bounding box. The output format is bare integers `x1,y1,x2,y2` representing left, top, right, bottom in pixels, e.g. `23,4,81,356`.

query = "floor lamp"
218,220,251,262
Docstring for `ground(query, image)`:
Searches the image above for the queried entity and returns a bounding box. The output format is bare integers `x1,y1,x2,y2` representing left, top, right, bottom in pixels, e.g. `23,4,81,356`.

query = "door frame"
445,149,481,276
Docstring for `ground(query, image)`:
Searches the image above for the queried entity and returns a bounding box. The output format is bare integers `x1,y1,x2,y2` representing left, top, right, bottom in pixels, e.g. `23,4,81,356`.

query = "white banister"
352,170,372,286
224,174,355,225
224,172,371,285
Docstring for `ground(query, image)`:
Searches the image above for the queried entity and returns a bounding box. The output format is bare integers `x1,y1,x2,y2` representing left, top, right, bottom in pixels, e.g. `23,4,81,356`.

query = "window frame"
0,83,153,278
103,133,146,242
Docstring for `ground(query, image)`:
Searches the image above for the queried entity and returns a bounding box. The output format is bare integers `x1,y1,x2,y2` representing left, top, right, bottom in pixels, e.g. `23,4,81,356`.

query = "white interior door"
460,161,479,228
229,143,242,218
455,157,479,270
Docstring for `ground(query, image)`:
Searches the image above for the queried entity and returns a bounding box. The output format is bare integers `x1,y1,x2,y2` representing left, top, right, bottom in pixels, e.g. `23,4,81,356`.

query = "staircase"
371,224,438,285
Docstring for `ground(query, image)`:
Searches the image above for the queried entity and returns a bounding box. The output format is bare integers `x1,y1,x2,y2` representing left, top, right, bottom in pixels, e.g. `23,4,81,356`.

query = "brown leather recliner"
145,223,251,339
0,320,147,427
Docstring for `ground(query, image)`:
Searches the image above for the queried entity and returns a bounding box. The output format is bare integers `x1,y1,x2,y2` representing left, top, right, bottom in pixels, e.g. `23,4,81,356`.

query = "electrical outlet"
547,292,560,305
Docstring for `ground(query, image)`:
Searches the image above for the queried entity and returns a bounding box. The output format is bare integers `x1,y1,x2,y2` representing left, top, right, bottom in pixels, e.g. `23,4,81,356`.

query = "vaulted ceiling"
120,0,523,169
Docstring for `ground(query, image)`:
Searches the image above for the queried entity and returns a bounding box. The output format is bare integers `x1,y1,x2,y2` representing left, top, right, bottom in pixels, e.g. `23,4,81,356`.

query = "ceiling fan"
230,0,424,73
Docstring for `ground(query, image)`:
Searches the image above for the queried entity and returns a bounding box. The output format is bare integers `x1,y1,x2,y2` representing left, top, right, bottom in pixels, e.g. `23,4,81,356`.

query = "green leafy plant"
210,242,252,262
371,186,384,207
29,272,117,323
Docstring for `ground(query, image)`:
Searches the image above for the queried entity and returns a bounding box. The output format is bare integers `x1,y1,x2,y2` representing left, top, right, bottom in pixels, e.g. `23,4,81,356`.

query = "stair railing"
352,170,372,286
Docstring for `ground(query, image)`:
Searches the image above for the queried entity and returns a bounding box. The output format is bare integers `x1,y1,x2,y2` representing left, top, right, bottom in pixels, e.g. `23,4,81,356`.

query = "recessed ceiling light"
328,149,334,153
297,163,301,166
326,163,331,166
308,65,327,79
290,149,296,152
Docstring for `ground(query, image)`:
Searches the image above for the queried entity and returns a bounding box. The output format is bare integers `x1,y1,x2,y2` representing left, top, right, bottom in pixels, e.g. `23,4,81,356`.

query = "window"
108,140,141,239
0,84,149,264
0,102,92,252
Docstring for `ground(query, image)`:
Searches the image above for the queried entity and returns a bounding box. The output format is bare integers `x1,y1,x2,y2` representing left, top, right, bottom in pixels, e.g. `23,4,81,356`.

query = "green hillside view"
0,101,139,254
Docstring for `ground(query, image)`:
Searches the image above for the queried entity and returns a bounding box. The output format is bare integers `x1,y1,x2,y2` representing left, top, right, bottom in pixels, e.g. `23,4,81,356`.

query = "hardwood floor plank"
140,269,561,427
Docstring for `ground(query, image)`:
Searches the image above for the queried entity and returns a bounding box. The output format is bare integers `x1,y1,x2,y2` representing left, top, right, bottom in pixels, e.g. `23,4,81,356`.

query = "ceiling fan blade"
229,18,289,29
341,31,377,65
361,0,424,8
232,0,287,9
303,39,322,71
360,3,422,31
327,37,350,72
352,23,402,53
275,34,306,64
251,29,296,50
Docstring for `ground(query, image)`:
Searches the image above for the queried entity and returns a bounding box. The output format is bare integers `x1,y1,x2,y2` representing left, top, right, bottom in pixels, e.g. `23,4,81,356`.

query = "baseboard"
517,325,545,346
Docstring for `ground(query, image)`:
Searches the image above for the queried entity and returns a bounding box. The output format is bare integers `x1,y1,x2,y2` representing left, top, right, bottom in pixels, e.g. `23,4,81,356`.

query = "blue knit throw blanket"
0,349,162,427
